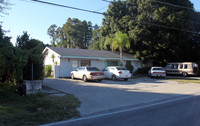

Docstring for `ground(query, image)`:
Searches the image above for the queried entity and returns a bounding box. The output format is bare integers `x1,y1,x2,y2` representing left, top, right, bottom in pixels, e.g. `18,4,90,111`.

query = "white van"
165,62,199,77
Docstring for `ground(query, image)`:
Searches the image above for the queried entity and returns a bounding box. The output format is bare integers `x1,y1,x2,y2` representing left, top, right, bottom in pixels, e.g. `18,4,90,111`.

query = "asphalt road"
43,95,200,126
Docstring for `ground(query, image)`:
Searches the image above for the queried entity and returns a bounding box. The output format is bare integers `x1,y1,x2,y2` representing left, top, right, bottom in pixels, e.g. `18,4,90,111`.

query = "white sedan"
148,67,166,78
70,67,105,82
104,66,132,81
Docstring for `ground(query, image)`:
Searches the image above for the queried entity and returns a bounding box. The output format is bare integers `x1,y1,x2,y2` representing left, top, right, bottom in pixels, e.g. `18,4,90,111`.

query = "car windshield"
116,67,127,70
152,68,164,71
86,67,100,71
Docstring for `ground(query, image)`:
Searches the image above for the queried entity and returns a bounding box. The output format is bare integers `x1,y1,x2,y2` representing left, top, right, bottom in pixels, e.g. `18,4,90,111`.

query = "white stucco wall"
131,61,142,72
44,48,60,66
59,58,72,77
91,60,105,71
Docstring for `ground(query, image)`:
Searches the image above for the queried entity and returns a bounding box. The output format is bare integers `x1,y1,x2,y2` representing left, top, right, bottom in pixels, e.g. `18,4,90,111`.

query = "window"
108,67,115,71
107,60,118,66
167,64,171,68
78,67,85,71
174,64,178,69
153,68,164,71
116,67,127,70
180,64,183,69
81,60,91,66
184,64,188,69
86,67,100,71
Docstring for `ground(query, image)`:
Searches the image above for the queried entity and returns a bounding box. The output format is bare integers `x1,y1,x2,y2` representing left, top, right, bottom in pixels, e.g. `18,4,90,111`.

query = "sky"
1,0,200,45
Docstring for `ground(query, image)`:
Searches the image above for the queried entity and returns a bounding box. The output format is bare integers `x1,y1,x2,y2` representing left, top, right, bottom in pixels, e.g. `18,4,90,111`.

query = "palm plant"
105,31,130,66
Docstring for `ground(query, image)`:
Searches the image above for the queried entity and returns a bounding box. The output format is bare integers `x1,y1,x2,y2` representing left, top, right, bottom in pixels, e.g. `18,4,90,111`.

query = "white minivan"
103,66,132,81
165,62,199,77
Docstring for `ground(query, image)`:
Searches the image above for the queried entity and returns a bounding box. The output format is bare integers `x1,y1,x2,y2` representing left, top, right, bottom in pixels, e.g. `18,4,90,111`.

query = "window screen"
81,60,91,66
107,60,118,66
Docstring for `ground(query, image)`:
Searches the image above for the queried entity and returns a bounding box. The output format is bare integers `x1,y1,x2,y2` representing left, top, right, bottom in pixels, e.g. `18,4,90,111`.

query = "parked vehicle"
103,66,132,81
165,62,199,77
70,66,105,82
148,67,166,78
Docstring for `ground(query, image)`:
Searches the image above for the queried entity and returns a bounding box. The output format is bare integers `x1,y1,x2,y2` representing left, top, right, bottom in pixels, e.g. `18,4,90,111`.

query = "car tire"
98,79,102,82
112,75,116,81
83,75,88,82
124,78,128,81
71,74,74,79
182,72,188,77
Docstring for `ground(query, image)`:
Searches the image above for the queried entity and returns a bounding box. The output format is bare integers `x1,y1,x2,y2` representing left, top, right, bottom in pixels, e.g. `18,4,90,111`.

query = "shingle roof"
47,47,137,60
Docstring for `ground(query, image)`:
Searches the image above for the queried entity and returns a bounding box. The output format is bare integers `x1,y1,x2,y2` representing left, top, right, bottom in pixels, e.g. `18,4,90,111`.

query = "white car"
104,66,132,81
70,66,105,82
148,67,166,78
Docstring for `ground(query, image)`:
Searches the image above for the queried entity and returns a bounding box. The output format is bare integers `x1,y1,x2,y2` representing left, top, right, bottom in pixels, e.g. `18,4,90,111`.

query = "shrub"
135,67,150,74
45,65,52,77
125,61,134,73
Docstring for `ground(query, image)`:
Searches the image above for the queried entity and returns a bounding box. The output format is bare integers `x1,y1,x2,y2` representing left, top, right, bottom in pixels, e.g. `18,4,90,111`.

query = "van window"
184,64,188,69
174,64,178,69
172,64,178,69
180,64,183,69
167,64,171,68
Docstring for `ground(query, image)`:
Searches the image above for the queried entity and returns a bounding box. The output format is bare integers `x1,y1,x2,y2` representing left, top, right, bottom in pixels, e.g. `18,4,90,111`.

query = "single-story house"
43,47,151,78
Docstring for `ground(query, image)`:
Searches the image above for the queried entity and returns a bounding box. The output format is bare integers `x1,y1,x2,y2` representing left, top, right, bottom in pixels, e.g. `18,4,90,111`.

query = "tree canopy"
16,32,45,80
48,18,93,49
96,0,200,66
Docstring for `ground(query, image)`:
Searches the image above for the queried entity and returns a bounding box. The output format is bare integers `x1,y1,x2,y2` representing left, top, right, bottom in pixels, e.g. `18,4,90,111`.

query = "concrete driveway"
43,77,200,116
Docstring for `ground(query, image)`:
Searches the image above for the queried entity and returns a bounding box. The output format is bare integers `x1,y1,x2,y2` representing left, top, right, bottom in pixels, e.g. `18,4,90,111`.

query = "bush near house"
125,61,134,74
45,65,52,77
135,67,150,75
0,28,45,94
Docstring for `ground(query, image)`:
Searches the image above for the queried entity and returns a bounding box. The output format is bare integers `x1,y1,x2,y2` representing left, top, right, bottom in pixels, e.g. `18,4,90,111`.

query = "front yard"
0,92,81,126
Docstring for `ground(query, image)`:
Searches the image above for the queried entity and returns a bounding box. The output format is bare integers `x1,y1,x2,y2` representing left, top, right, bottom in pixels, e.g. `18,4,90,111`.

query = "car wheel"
71,74,74,79
98,79,102,82
112,75,116,81
182,72,188,77
83,75,87,82
124,78,128,81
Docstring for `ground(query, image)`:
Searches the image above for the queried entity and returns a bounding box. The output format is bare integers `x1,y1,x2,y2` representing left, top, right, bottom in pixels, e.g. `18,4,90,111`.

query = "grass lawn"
0,92,81,126
168,78,200,83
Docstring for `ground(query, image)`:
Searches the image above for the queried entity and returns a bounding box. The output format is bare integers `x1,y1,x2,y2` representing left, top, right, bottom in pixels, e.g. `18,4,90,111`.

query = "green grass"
0,92,81,126
168,78,200,83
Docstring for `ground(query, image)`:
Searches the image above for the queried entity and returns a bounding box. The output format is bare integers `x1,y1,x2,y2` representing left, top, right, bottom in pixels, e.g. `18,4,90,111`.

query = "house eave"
60,55,139,61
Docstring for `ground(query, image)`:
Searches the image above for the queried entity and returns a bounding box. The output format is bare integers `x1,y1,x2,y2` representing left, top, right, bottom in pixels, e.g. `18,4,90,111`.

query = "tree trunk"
120,51,123,66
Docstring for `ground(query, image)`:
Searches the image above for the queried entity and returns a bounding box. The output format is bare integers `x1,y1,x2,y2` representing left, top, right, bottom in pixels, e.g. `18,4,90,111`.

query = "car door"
77,67,86,79
73,68,80,78
108,67,115,78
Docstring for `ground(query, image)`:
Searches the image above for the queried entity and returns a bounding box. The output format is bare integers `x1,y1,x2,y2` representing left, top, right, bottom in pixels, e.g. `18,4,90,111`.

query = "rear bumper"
116,74,132,79
87,75,105,80
151,74,166,77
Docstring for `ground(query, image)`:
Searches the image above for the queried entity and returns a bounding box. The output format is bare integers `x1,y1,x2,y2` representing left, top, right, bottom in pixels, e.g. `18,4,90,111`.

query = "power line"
135,19,200,34
101,0,111,3
102,0,200,25
30,0,106,15
24,0,199,34
153,0,196,11
102,0,199,11
94,7,108,12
